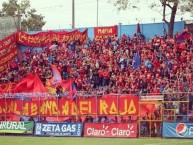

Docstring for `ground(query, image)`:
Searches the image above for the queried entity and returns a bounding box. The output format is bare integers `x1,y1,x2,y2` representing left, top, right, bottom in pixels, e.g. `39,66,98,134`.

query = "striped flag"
50,65,62,85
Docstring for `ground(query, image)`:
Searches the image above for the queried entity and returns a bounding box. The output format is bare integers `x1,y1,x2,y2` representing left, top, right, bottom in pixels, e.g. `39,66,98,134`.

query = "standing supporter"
150,114,156,137
84,114,93,123
141,116,148,137
127,116,134,123
29,117,35,122
120,116,126,123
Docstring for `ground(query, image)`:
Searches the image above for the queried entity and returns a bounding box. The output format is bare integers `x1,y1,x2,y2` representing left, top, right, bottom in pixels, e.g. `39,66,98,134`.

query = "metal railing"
0,92,192,122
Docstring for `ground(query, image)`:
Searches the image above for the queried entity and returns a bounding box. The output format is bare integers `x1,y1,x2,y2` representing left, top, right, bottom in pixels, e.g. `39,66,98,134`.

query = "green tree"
0,0,45,31
109,0,193,37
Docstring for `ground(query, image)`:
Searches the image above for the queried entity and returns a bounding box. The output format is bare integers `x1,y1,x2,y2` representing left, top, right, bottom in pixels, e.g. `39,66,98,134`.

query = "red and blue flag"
50,65,62,85
177,31,190,42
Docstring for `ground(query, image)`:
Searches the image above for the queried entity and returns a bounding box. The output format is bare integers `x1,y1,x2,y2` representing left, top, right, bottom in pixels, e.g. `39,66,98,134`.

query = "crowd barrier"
0,121,34,134
163,122,193,138
84,123,137,138
1,121,193,138
34,122,83,136
0,121,135,137
0,92,192,138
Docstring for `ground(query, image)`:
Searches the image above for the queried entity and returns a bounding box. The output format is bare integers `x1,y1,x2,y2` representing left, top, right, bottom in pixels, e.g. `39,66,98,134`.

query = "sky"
0,0,192,30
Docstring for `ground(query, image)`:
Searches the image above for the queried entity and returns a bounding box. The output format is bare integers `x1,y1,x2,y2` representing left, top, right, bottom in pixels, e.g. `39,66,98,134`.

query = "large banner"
94,25,117,40
34,122,82,136
84,123,137,138
0,121,34,134
0,95,138,116
16,29,88,47
0,33,15,51
163,122,193,138
0,33,18,71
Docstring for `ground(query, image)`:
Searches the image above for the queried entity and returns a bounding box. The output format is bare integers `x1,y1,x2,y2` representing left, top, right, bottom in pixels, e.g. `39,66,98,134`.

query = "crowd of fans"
0,30,192,138
0,31,192,96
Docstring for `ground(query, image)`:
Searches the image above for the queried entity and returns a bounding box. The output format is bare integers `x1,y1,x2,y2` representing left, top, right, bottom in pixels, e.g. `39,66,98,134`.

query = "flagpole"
96,94,98,122
4,95,7,121
22,94,24,118
116,94,119,121
76,93,78,122
38,95,40,122
187,92,190,121
57,96,59,122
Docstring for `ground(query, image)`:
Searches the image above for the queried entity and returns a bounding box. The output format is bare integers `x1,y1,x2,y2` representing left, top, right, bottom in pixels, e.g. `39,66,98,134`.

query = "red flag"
12,73,47,93
0,82,16,93
57,79,72,92
177,31,190,41
140,102,156,117
0,87,3,93
56,78,76,102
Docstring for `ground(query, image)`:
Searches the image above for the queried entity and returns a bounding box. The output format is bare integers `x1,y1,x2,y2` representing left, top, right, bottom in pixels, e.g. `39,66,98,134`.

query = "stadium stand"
0,32,192,95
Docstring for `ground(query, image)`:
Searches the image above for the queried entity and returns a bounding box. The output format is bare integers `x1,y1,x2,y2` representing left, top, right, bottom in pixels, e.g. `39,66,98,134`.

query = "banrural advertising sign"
0,121,34,134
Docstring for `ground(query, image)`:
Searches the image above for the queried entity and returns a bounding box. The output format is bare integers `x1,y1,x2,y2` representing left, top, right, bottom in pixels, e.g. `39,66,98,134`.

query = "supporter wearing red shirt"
98,68,104,86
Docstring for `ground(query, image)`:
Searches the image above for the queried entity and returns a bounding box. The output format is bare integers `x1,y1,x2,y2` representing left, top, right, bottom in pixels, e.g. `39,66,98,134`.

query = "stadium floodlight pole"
97,0,98,27
72,0,75,29
17,12,22,30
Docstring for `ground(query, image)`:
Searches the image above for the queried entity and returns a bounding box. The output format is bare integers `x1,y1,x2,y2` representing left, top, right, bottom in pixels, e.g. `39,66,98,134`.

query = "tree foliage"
0,0,46,31
109,0,193,37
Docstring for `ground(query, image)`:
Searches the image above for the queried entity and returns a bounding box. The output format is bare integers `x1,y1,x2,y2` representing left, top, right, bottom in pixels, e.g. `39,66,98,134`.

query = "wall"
21,21,184,53
117,21,185,40
27,21,185,41
77,21,185,40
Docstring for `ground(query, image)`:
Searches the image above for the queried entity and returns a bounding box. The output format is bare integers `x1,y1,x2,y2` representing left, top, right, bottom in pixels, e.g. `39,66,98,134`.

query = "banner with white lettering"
34,122,83,136
0,121,34,134
94,25,117,40
84,123,137,138
140,95,163,101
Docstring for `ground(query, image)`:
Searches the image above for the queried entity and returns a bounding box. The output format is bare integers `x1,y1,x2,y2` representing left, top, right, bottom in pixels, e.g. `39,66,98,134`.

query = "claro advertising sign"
84,123,137,138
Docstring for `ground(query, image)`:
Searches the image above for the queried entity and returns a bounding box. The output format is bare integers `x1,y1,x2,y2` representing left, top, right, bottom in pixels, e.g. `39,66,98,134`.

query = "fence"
0,93,139,122
0,92,193,138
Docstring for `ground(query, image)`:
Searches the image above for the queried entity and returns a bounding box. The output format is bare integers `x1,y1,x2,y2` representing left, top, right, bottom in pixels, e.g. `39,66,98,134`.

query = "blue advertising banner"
34,122,83,136
163,122,193,138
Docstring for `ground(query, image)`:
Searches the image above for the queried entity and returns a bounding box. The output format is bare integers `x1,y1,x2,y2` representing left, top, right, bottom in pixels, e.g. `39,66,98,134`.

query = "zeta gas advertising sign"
84,123,137,138
163,122,193,138
34,122,83,136
0,121,34,134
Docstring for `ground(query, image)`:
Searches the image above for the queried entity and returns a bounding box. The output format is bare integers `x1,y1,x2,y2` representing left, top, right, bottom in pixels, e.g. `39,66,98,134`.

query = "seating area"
0,32,192,96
